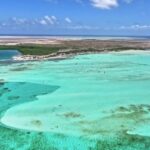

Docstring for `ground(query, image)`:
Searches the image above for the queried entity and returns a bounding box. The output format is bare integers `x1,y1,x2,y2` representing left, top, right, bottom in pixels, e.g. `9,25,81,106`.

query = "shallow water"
0,51,150,150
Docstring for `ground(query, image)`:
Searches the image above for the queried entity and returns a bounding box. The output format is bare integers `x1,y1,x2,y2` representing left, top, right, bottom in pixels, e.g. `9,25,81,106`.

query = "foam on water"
0,50,150,150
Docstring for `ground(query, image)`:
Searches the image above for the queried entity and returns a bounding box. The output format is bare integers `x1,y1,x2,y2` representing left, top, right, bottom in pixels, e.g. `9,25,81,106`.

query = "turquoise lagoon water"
0,50,150,150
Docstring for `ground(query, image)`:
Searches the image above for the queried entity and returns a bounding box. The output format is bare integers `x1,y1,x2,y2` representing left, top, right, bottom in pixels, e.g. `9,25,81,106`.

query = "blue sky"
0,0,150,35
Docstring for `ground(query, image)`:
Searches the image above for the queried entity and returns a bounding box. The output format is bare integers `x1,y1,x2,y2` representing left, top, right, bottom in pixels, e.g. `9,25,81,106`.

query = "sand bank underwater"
0,50,150,150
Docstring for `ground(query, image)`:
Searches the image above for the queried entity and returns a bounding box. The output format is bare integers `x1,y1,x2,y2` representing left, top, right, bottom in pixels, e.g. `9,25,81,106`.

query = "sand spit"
12,54,70,61
0,37,61,45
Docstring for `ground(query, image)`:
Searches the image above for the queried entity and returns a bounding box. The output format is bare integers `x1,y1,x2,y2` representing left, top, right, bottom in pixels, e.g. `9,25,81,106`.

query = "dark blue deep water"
0,50,21,61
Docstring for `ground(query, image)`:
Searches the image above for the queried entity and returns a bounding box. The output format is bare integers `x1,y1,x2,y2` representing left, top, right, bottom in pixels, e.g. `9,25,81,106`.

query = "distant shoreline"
12,50,150,61
0,35,150,40
0,38,150,61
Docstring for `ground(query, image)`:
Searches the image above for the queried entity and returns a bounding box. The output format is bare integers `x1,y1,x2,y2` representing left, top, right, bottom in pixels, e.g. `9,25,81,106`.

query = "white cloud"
11,17,27,25
67,25,100,30
120,24,150,30
65,17,72,23
0,15,58,27
1,23,7,26
39,19,48,25
51,15,57,21
39,15,57,25
44,16,54,24
45,0,134,9
90,0,118,9
90,0,134,9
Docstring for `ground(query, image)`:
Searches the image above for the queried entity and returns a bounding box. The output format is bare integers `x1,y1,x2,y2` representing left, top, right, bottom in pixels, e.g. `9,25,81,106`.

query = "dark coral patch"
8,96,20,100
31,120,42,127
10,67,29,72
63,112,82,118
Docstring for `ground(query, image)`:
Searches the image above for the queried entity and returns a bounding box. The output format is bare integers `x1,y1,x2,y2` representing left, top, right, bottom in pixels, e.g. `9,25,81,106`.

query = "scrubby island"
0,45,62,55
0,39,150,60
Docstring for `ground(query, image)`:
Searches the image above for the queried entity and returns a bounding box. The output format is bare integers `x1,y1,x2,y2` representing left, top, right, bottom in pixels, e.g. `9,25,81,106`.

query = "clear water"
0,51,150,150
0,50,21,61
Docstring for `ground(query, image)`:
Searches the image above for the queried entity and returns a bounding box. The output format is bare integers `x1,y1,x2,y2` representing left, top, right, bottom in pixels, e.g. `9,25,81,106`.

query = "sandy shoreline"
12,50,150,61
0,37,150,61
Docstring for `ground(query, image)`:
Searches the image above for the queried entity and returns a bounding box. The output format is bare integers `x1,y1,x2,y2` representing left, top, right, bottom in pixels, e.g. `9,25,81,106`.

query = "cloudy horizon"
0,0,149,36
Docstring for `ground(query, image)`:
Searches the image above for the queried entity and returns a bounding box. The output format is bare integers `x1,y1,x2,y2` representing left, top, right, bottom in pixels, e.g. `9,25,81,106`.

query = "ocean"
0,50,150,149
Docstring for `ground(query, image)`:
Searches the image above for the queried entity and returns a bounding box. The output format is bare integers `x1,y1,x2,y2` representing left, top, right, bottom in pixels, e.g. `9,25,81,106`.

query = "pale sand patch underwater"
1,51,150,149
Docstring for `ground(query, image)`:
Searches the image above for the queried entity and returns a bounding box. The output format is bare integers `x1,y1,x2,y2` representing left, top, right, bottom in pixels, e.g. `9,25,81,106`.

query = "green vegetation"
0,43,147,56
0,45,63,55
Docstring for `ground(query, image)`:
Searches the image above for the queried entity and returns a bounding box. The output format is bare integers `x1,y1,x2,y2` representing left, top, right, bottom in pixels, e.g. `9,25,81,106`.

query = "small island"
0,37,150,61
